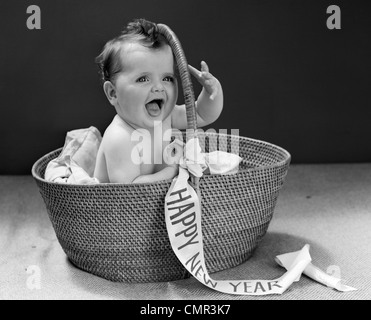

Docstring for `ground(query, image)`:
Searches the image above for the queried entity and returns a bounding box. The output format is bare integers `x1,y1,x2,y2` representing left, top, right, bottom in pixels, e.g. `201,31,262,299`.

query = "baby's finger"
201,61,209,73
188,64,202,79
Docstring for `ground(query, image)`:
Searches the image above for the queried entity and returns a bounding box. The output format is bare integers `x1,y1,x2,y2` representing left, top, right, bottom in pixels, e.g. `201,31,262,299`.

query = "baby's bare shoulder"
101,121,135,152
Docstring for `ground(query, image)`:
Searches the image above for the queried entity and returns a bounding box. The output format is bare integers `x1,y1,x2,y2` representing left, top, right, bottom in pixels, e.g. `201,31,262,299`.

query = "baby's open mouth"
145,99,164,117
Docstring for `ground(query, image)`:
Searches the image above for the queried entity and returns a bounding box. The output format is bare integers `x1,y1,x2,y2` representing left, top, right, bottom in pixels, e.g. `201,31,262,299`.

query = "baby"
94,19,223,183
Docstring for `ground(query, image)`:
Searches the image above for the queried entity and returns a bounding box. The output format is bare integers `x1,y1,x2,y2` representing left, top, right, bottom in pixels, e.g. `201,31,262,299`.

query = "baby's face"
112,42,178,129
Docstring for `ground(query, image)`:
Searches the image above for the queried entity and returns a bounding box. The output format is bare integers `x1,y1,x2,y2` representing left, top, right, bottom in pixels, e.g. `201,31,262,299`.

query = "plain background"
1,0,370,174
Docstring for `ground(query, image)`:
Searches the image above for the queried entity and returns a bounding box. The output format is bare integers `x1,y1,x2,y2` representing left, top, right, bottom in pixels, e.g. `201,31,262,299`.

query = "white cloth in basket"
45,126,101,184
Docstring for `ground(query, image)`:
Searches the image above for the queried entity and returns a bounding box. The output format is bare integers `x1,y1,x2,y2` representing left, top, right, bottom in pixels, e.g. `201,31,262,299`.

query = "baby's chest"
139,135,171,174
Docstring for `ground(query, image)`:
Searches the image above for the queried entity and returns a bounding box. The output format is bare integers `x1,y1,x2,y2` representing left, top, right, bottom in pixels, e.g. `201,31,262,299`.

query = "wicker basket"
31,24,291,283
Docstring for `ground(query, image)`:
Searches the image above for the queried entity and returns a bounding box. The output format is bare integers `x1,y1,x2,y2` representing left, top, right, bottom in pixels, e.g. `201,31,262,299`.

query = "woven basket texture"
32,24,290,282
32,132,290,282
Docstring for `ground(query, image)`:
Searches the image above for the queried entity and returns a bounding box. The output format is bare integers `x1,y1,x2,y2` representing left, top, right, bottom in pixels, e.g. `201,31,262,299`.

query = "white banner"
165,166,356,295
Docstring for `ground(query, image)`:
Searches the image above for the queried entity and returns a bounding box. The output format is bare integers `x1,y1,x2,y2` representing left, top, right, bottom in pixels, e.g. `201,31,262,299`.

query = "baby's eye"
136,76,149,83
163,76,175,82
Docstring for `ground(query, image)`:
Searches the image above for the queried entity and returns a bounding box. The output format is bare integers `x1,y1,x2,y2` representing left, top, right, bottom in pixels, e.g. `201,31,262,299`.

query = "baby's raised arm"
171,61,223,130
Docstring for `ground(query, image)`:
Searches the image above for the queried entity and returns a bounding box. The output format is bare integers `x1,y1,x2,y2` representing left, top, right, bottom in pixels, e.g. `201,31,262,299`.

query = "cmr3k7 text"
184,305,230,315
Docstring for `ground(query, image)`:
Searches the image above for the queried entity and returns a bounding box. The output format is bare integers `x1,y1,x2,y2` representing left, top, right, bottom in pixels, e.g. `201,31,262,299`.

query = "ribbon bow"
164,137,242,177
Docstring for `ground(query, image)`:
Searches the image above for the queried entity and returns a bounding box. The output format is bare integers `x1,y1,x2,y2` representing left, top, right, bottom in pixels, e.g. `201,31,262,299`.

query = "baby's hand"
164,139,184,166
188,61,218,100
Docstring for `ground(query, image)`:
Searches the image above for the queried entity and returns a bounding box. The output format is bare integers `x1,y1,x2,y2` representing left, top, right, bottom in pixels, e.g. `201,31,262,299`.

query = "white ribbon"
164,137,356,295
179,138,207,177
275,251,357,292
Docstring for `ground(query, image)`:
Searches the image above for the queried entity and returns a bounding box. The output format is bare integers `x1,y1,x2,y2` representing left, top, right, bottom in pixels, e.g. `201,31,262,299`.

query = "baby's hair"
96,18,169,83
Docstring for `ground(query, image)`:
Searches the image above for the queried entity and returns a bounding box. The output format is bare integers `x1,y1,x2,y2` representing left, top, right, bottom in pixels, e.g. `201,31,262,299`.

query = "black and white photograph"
0,0,370,304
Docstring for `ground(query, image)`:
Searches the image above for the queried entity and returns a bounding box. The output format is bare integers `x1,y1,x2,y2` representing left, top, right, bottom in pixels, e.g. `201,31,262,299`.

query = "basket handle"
157,24,200,190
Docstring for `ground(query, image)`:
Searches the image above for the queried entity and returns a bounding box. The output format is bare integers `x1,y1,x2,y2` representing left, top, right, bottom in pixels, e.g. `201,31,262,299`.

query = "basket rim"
31,133,291,187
